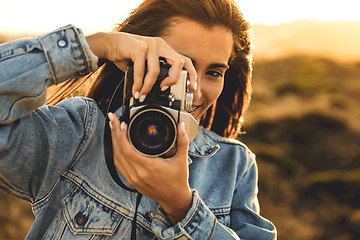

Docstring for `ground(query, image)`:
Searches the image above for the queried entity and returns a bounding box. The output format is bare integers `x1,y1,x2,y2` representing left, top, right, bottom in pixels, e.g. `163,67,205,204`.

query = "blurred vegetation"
240,56,360,240
0,191,34,239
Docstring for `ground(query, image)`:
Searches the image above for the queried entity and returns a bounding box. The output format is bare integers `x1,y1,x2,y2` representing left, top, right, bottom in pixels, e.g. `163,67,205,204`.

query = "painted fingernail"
108,112,114,121
120,122,126,130
161,86,169,91
134,91,140,99
139,95,146,103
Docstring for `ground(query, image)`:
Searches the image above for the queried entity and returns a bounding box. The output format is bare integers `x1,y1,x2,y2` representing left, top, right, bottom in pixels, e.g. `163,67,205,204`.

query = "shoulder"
37,97,104,129
196,127,256,169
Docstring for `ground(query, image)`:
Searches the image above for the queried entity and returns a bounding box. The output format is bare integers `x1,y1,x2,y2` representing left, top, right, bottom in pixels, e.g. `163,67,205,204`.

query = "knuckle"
180,57,186,65
146,37,157,47
135,41,148,53
173,57,185,68
183,56,192,65
126,175,137,186
153,36,165,44
137,169,151,182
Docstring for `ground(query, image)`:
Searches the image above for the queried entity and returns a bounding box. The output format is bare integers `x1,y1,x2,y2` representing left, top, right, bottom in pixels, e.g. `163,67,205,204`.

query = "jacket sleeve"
0,24,98,124
0,25,98,202
151,152,277,240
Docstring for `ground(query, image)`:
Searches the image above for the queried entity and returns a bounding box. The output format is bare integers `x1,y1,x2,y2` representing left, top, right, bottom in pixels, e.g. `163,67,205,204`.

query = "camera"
121,61,199,158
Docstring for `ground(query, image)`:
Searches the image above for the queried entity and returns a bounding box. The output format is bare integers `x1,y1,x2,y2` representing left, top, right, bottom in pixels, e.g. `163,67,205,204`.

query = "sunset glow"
0,0,359,35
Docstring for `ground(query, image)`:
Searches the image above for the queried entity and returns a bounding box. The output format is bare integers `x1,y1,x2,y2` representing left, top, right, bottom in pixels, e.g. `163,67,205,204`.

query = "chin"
192,108,208,121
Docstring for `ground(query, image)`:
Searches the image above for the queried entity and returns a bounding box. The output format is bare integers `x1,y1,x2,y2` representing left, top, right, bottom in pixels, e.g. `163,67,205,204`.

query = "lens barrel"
128,107,177,157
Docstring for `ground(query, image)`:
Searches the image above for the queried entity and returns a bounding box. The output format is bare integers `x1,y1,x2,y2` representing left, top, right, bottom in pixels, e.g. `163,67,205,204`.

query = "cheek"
204,80,224,104
209,80,224,102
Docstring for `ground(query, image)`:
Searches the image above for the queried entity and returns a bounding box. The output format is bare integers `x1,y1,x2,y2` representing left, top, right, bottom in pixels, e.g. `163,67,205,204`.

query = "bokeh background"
1,0,360,239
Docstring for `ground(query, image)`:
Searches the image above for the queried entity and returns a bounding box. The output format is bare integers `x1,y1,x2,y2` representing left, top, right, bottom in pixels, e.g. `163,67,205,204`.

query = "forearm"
0,25,98,124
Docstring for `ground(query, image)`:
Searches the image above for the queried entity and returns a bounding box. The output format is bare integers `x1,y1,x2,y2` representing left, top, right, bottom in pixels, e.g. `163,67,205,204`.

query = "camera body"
122,62,199,158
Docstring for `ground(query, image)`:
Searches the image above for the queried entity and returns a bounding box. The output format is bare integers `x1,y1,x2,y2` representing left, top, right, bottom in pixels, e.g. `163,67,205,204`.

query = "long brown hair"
47,0,253,138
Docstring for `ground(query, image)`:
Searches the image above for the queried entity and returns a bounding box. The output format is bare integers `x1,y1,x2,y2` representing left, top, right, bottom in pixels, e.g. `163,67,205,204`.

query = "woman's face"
161,18,234,120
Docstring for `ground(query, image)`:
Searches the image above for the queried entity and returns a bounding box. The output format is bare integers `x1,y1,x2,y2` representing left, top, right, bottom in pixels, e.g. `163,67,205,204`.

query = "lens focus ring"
186,79,191,92
185,92,193,111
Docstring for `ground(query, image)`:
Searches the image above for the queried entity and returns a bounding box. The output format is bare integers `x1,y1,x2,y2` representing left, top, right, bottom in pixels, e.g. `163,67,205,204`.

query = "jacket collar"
188,127,220,160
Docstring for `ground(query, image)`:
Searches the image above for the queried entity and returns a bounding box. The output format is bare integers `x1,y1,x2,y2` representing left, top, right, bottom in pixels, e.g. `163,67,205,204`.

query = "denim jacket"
0,25,276,239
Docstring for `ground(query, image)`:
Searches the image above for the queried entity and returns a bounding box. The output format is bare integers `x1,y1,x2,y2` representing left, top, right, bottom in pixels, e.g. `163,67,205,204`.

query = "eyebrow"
190,58,229,69
208,63,229,69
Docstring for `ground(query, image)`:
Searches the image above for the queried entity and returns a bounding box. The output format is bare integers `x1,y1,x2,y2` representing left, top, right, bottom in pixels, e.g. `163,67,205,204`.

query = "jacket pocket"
61,185,123,236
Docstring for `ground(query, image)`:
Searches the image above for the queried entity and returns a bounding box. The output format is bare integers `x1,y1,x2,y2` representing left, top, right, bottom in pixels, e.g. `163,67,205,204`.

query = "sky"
0,0,359,35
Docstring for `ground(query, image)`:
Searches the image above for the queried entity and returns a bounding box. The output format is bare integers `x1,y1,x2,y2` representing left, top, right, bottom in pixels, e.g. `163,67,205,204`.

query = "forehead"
161,18,234,67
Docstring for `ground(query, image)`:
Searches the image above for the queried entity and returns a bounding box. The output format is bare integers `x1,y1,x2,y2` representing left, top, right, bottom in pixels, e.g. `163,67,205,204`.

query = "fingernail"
108,112,114,121
109,121,113,129
139,95,146,103
120,122,126,130
134,91,140,99
161,86,169,91
194,81,197,91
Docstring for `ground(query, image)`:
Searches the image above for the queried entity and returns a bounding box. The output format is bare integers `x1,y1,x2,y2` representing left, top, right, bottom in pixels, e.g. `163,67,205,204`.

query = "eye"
206,70,223,78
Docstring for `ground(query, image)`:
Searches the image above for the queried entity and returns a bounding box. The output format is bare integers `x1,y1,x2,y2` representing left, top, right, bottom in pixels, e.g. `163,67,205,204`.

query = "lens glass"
129,108,176,156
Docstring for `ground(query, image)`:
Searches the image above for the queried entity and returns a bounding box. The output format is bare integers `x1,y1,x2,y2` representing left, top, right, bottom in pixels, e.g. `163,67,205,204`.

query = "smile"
187,105,201,115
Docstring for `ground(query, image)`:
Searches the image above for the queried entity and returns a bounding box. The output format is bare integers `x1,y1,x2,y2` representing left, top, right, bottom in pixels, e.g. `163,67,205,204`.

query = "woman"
0,0,276,239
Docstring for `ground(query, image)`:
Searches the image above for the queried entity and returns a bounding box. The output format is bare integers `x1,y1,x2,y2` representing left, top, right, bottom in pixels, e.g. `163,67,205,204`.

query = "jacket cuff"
39,25,98,84
151,190,217,239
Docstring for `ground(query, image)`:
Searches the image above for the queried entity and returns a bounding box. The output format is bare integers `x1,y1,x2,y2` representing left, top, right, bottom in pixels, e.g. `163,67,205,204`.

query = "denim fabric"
0,26,277,239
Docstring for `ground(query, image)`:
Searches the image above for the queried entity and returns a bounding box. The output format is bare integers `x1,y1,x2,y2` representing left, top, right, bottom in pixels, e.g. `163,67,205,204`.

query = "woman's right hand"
86,32,197,100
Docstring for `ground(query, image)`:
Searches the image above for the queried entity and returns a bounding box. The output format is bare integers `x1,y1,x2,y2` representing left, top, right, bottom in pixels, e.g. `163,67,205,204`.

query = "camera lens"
128,107,177,157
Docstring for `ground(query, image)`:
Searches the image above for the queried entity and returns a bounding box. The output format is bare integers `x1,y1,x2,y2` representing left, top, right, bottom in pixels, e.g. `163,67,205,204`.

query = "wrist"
159,188,193,225
86,32,108,59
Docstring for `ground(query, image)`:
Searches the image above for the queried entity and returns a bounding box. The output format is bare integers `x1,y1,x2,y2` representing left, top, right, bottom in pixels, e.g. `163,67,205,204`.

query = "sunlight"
0,0,359,34
239,0,360,25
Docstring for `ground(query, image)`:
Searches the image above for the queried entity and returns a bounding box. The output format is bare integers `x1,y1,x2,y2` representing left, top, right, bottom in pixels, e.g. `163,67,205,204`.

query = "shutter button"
58,39,66,47
74,213,88,226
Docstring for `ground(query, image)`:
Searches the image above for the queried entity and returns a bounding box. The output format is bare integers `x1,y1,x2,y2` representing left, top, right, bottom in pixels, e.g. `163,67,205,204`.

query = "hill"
240,56,360,240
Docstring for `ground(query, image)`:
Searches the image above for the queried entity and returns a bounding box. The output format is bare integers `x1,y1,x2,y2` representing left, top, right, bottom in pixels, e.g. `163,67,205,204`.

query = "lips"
188,105,201,116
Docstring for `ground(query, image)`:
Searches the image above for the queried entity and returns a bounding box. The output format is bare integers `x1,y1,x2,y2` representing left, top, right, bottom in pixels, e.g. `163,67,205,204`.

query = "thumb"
175,122,189,160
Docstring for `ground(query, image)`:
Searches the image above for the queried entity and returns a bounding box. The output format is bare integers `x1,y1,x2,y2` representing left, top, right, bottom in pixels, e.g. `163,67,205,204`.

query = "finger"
160,56,197,92
109,113,153,170
131,44,148,98
109,114,134,161
108,112,121,142
139,42,161,100
182,57,198,91
108,113,137,181
160,56,183,88
174,122,189,162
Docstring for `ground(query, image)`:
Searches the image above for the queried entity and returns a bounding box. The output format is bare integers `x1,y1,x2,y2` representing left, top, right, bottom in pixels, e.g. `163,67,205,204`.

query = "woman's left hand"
108,112,193,224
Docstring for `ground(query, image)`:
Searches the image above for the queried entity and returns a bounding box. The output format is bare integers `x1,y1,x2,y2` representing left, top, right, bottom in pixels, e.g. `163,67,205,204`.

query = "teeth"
187,106,199,113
